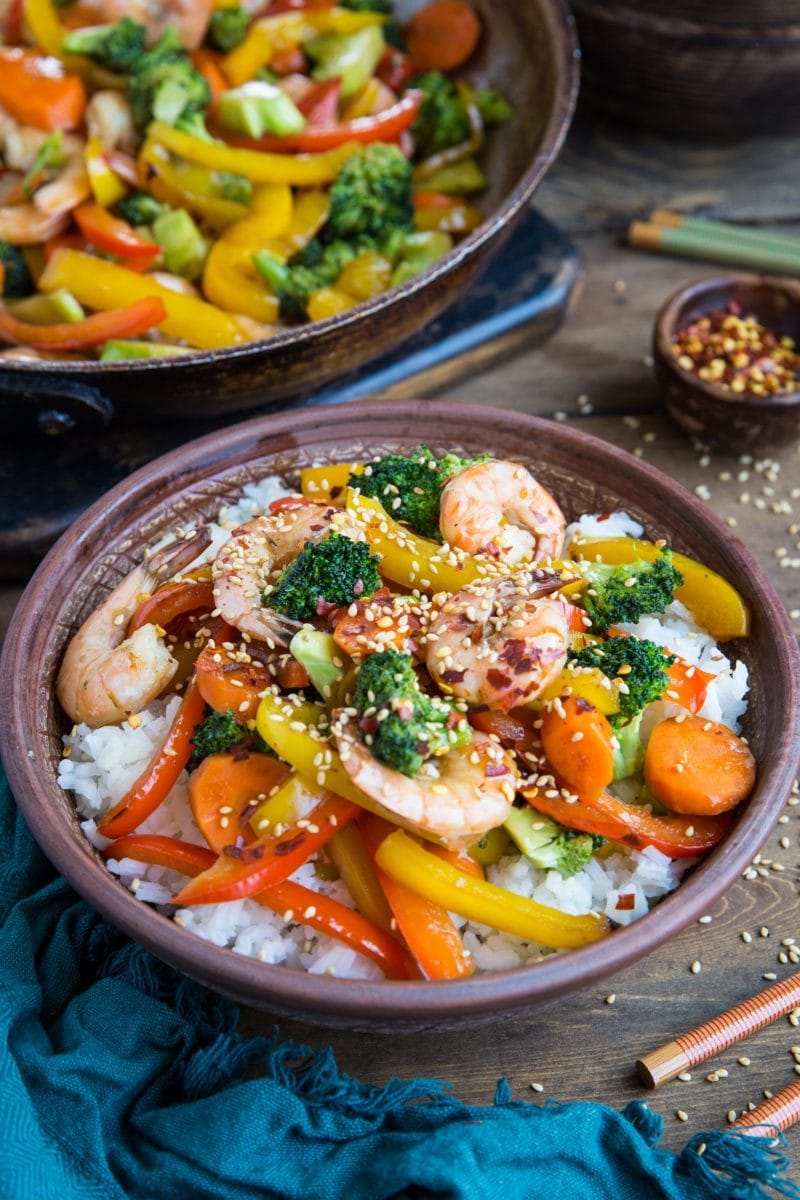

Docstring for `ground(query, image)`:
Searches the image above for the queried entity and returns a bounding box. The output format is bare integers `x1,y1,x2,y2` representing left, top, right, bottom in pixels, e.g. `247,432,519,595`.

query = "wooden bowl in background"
653,274,800,453
572,2,800,138
2,400,798,1031
0,0,578,433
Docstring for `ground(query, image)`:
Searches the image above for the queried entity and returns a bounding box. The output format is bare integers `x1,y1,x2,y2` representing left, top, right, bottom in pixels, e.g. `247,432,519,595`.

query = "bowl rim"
0,0,579,382
3,397,799,1024
654,272,800,412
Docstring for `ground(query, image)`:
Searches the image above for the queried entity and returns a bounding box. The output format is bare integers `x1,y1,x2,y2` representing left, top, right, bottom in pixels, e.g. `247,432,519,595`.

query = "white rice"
57,499,750,980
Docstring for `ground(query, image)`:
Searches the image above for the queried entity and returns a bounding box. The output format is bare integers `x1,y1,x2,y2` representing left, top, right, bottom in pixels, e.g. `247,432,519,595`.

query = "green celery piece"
100,340,191,361
7,289,84,324
152,208,208,280
217,82,306,138
417,157,487,194
306,24,385,100
611,718,645,781
289,628,346,699
390,231,452,286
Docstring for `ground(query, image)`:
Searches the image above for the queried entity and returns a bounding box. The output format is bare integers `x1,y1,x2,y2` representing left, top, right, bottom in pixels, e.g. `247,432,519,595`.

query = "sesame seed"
727,1111,737,1125
698,915,712,925
530,1082,544,1093
690,960,701,974
605,994,616,1005
676,1110,689,1122
678,1072,692,1082
738,1057,751,1067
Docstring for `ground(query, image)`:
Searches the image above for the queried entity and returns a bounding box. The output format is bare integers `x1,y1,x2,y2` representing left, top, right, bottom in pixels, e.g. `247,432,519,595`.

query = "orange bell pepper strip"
522,781,732,859
74,202,161,260
0,295,166,351
0,48,86,131
104,832,416,980
171,793,359,906
219,90,422,153
128,579,215,635
98,680,207,839
359,814,474,981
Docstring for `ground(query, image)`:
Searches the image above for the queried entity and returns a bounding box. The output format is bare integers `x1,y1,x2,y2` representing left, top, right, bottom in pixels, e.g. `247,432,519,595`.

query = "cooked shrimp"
426,574,570,711
213,501,362,646
57,531,211,728
336,725,517,848
32,134,90,217
439,460,566,564
0,204,68,244
85,90,136,153
92,0,214,48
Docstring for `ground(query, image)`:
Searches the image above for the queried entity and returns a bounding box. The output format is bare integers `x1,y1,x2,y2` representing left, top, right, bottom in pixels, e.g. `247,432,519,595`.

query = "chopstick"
637,971,800,1089
733,1080,800,1138
628,213,800,275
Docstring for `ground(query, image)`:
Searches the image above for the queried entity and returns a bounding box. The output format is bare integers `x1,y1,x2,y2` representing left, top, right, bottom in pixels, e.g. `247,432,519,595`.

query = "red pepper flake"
616,893,636,911
441,668,467,684
671,301,800,397
274,833,306,857
485,762,509,777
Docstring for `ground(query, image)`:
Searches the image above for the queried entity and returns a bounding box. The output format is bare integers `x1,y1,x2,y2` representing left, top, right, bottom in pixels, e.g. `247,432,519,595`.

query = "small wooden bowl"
2,400,799,1031
653,274,800,454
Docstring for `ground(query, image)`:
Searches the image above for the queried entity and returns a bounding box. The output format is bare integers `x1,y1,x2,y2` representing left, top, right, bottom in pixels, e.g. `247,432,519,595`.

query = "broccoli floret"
0,242,33,298
568,636,676,728
352,649,472,778
353,444,481,540
475,87,514,125
326,143,413,243
253,239,360,320
577,549,684,635
268,532,381,622
127,28,211,129
342,0,392,11
62,17,146,72
206,5,250,53
411,71,471,160
505,807,603,879
116,191,168,227
188,708,270,771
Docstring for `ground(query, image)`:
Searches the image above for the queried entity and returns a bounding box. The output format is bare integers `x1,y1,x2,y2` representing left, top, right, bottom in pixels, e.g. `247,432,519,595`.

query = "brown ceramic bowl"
0,0,578,434
653,274,800,454
2,400,799,1031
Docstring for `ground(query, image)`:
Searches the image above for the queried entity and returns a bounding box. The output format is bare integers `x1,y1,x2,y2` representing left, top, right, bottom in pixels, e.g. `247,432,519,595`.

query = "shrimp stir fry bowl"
0,0,578,426
4,402,799,1029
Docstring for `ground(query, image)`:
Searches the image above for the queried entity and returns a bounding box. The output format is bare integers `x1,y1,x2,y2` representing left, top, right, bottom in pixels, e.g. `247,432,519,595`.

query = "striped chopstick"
628,214,800,275
733,1080,800,1138
637,972,800,1089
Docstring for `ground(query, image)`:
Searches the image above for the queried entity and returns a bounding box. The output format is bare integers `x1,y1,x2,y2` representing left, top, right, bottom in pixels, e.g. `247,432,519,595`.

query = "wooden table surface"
4,113,800,1162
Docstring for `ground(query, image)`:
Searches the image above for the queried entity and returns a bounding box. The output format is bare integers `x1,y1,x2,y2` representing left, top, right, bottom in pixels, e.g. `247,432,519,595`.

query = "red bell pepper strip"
103,833,415,979
4,0,24,45
74,202,161,260
377,47,415,92
297,78,342,125
0,296,167,351
523,782,731,859
128,579,215,635
359,814,474,980
257,0,333,13
219,90,422,153
171,794,359,906
0,49,87,131
97,680,207,839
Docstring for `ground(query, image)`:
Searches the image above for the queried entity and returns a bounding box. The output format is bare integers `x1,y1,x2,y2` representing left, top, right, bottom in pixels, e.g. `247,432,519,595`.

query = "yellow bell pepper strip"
306,286,358,321
336,252,392,301
360,814,473,980
538,663,622,717
220,8,387,85
219,184,292,245
375,828,611,951
345,486,494,594
84,136,127,207
300,462,355,502
139,141,249,232
39,249,253,349
327,822,394,932
567,536,750,641
249,771,323,837
171,793,359,906
146,120,361,186
203,239,280,323
22,0,63,56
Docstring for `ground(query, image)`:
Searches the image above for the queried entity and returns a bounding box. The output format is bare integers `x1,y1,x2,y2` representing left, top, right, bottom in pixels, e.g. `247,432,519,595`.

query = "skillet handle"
0,370,114,435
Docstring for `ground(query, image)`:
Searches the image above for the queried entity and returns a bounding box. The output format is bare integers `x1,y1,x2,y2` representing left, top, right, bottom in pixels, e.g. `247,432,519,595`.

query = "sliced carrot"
359,814,474,980
275,656,310,690
97,680,206,839
171,794,359,906
195,642,273,722
331,587,422,658
405,0,481,72
644,714,756,816
188,750,290,854
540,694,615,802
104,834,415,979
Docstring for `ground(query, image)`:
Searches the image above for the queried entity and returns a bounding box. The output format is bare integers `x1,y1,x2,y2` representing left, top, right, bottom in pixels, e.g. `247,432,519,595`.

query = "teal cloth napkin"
1,766,797,1200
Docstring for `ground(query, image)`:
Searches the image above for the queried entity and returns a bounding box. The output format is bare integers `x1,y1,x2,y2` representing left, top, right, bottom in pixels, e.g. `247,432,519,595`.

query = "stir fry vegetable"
0,0,513,362
58,446,757,982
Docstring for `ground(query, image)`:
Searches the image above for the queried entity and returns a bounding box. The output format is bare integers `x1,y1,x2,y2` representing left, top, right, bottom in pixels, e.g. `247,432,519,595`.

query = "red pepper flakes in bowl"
671,300,800,397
